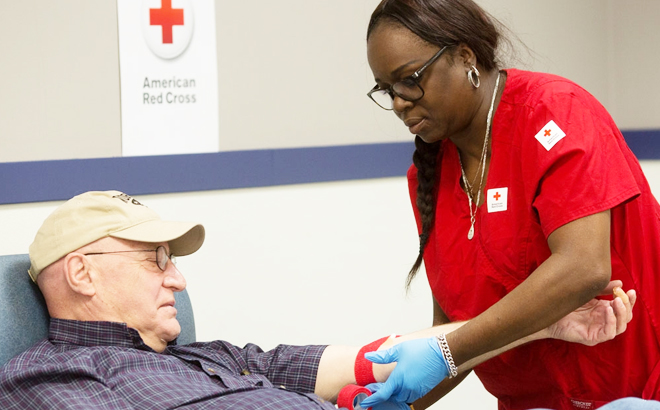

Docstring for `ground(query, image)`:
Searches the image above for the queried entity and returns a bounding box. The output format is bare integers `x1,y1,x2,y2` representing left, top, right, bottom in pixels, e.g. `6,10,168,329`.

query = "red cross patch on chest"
487,188,508,213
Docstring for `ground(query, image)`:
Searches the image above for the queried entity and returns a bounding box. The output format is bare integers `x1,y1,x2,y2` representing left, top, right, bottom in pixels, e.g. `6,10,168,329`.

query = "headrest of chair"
0,254,49,367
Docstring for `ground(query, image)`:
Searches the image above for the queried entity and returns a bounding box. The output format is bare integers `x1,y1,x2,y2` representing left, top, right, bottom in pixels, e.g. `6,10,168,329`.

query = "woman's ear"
63,253,96,297
455,43,478,69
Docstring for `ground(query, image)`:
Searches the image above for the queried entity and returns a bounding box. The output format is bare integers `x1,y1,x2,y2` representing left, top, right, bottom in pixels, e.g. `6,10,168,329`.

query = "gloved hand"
369,400,410,409
358,337,450,407
365,384,412,409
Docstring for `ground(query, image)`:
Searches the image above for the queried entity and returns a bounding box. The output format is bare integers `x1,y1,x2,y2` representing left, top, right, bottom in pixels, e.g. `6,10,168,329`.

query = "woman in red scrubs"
362,0,660,409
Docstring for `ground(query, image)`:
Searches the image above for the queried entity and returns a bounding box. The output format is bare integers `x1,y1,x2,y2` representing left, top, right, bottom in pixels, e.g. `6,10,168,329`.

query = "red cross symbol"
493,192,501,201
544,129,551,137
150,0,184,44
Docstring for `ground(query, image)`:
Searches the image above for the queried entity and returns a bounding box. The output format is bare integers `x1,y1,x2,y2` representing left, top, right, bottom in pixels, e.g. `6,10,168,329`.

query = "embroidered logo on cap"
535,120,566,151
487,188,508,213
113,193,145,206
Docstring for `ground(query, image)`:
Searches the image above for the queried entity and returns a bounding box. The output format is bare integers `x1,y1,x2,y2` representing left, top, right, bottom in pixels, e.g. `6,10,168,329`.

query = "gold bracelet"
409,405,415,410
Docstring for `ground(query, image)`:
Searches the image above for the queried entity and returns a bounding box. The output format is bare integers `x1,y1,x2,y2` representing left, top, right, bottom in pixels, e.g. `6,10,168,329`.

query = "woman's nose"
392,94,414,114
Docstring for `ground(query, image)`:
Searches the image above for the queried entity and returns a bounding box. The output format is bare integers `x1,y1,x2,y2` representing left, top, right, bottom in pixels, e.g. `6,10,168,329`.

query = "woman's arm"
313,321,467,402
410,297,472,410
358,279,634,407
446,210,612,365
314,295,463,401
314,274,634,403
357,210,636,406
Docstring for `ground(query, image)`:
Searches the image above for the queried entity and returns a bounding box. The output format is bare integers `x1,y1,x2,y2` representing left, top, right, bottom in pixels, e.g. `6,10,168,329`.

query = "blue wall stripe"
0,142,416,205
619,130,660,160
1,129,658,205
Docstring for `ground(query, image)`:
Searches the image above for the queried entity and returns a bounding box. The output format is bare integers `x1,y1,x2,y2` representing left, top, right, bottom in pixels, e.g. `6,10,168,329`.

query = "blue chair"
0,254,196,367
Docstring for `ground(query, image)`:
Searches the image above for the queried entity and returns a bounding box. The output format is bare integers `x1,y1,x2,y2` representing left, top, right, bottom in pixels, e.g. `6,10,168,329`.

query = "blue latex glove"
359,337,449,407
368,400,410,410
364,384,411,410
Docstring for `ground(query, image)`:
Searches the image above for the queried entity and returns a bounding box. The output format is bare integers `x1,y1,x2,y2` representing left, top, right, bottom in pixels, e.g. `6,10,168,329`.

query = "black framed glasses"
84,245,176,271
367,45,451,110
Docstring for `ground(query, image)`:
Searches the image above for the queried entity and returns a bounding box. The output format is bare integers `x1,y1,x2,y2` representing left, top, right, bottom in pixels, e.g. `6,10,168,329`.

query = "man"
0,191,633,409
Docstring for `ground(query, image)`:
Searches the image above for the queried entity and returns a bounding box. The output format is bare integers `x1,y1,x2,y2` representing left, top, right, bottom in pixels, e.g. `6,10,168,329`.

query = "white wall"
2,0,658,161
480,0,611,105
226,0,660,151
606,0,660,129
1,1,659,409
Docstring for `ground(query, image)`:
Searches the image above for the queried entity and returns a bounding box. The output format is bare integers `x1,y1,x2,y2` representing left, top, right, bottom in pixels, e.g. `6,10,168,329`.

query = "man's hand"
545,280,635,346
359,337,449,407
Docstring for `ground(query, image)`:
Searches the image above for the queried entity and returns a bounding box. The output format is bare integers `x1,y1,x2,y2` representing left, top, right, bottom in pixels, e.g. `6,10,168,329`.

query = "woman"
359,0,660,409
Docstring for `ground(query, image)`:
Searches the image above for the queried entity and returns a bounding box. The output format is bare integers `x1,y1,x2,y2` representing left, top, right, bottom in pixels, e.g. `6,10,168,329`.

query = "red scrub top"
408,69,660,410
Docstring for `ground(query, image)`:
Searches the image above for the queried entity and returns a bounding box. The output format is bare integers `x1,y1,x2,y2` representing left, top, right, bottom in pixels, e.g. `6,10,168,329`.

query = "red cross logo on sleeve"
150,0,184,44
544,129,551,137
493,192,501,201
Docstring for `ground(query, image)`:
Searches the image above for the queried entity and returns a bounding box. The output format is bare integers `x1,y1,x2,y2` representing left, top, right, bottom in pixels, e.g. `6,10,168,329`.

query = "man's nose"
164,263,186,291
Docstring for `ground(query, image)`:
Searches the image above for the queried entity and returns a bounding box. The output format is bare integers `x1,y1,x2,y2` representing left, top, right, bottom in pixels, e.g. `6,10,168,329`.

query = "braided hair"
407,136,441,288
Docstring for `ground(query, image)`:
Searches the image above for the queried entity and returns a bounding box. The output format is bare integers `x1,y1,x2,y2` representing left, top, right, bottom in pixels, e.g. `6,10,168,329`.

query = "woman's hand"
543,280,635,346
370,397,412,410
359,337,449,407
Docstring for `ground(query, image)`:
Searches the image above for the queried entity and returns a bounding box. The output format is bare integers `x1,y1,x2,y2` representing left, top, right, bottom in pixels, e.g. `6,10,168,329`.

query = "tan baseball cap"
28,190,205,281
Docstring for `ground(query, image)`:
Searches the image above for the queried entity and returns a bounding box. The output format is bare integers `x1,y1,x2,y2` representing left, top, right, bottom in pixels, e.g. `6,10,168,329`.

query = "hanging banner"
117,0,219,156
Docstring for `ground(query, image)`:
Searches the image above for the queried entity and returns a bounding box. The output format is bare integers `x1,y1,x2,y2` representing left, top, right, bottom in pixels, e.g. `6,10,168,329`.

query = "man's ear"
63,253,96,297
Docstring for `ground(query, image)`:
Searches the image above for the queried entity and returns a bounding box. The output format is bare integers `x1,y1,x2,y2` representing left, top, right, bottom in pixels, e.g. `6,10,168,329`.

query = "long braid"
407,136,441,289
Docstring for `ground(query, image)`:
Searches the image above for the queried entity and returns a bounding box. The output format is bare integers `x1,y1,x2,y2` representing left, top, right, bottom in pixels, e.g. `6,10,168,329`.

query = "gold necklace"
459,72,501,240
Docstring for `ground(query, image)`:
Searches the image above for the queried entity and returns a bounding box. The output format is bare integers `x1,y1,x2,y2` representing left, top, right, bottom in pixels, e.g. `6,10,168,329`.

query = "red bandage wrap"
354,336,390,386
337,384,372,410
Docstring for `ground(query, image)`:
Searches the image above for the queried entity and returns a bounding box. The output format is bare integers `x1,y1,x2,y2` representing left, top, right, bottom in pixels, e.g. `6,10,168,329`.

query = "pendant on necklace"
468,224,474,240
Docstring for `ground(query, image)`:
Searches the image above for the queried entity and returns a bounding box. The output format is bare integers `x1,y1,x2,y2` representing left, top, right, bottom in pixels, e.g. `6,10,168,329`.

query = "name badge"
487,188,508,213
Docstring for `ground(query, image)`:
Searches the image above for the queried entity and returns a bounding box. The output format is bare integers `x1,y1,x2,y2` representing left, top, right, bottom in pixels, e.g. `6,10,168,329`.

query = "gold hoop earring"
467,65,480,88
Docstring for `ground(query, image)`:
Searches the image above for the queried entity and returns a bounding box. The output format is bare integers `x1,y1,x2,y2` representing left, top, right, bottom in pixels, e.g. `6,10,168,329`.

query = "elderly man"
0,191,633,409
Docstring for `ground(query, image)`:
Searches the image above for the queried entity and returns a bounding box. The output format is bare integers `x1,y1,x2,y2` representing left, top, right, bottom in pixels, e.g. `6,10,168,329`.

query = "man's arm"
314,282,634,403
